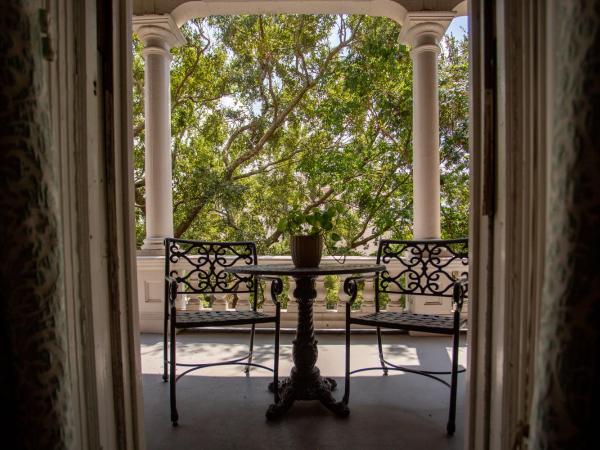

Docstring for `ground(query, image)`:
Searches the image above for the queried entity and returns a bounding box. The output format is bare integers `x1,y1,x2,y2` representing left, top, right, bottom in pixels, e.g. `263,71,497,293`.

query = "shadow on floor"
142,332,466,450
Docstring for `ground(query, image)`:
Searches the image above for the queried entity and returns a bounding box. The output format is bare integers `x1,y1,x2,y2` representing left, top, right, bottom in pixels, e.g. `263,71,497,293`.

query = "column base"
140,236,167,255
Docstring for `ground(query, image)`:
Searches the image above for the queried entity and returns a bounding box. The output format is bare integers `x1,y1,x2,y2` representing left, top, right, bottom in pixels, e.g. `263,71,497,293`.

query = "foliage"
249,276,290,308
276,204,342,240
132,15,470,252
249,278,266,308
377,283,391,309
439,34,470,239
324,275,340,308
276,276,291,309
350,278,365,310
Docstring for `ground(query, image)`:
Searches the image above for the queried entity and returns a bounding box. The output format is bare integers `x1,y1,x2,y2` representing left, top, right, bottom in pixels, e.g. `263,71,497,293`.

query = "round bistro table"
224,263,385,419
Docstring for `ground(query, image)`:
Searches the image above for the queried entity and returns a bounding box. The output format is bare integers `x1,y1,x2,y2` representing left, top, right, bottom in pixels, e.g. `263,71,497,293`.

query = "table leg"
267,276,349,419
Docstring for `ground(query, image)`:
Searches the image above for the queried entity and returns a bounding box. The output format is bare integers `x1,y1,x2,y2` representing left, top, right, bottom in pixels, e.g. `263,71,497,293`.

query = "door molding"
50,0,144,448
467,1,547,449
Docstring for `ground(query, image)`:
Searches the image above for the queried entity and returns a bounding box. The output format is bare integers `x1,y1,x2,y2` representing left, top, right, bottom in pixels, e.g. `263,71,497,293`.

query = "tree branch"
224,32,356,179
171,45,203,110
348,175,410,248
134,187,146,213
212,208,241,232
350,224,393,249
173,19,360,239
230,148,302,181
174,193,211,238
222,121,257,165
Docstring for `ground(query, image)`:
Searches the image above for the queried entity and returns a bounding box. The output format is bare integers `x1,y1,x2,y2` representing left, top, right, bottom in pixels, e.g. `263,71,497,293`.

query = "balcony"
141,331,467,450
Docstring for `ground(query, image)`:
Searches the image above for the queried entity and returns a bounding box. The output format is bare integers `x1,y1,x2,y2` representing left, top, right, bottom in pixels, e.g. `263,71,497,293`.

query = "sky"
446,16,468,39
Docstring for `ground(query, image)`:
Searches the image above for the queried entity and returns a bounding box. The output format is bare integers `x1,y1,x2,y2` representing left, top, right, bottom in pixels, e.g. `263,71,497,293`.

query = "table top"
224,263,385,277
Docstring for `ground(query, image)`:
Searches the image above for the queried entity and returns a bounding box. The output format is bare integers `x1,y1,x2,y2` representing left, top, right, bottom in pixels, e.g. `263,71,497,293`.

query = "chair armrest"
343,274,377,306
452,277,468,312
257,275,284,306
165,276,178,307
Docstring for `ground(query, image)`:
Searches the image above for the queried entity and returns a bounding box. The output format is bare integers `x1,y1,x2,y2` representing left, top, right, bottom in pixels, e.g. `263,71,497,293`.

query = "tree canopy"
132,14,469,254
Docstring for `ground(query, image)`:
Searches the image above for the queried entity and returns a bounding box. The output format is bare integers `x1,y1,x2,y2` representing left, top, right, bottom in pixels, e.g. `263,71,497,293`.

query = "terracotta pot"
290,234,323,268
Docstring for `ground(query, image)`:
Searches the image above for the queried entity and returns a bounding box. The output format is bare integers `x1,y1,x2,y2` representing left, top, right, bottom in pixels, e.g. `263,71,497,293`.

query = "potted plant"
276,205,343,268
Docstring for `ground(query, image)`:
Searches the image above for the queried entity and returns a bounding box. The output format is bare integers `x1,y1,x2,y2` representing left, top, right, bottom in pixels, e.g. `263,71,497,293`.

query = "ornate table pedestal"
224,263,384,419
267,276,348,419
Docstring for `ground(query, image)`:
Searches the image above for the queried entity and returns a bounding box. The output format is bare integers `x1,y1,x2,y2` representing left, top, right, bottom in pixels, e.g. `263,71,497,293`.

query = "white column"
400,12,455,239
133,15,185,253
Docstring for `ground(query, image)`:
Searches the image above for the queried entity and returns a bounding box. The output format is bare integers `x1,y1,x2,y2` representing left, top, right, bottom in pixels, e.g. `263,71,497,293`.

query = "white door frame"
467,1,548,449
51,0,144,448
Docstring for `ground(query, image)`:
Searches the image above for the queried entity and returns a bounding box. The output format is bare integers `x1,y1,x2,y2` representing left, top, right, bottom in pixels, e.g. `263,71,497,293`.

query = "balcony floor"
141,331,467,450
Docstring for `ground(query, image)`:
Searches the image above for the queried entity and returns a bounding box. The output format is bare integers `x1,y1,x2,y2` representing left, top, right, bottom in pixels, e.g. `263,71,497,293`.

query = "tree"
132,15,470,254
439,34,470,239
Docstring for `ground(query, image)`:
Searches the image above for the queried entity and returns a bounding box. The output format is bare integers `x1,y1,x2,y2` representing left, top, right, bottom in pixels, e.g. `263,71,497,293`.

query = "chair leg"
245,323,256,375
447,326,460,436
376,326,388,375
170,318,179,426
273,306,281,403
343,309,351,405
163,313,168,382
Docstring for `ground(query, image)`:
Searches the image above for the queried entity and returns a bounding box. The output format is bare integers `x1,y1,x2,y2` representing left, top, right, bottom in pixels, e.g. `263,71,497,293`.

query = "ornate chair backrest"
164,238,258,308
375,239,468,308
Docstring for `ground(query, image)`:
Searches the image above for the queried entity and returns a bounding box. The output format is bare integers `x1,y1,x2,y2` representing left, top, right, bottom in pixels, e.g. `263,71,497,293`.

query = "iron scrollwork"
165,276,178,306
343,238,469,436
163,238,281,426
166,238,257,295
378,239,468,298
452,277,468,312
270,277,284,304
343,275,376,306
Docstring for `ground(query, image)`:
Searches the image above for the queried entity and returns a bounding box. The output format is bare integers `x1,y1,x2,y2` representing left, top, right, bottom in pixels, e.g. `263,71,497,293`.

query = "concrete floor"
141,331,467,450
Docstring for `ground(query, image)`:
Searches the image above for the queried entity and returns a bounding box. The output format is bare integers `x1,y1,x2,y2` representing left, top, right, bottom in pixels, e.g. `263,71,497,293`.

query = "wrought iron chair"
164,238,283,426
342,239,468,435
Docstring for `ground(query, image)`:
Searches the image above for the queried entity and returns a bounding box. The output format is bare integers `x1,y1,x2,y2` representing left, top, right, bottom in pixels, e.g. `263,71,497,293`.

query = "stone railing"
136,255,468,333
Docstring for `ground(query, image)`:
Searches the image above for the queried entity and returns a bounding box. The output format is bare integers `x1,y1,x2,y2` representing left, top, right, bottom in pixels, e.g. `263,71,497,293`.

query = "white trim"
398,11,456,45
51,0,144,447
142,45,173,60
454,0,468,16
467,1,548,449
48,0,89,446
112,0,146,447
168,0,408,26
465,4,490,447
410,43,442,55
133,14,186,48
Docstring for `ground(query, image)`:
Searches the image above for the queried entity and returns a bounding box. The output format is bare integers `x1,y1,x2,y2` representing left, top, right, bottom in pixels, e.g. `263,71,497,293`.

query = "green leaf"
276,217,288,232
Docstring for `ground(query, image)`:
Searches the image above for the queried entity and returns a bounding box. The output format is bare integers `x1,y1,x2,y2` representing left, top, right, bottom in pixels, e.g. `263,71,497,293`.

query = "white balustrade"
137,255,468,333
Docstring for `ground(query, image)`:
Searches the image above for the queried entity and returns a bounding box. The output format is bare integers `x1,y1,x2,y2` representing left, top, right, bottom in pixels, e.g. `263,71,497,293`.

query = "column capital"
133,14,186,51
399,11,456,49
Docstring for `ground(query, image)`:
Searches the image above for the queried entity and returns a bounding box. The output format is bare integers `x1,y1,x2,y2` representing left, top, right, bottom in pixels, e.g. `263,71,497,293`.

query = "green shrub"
378,284,390,309
324,275,340,309
249,276,290,309
351,279,365,311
